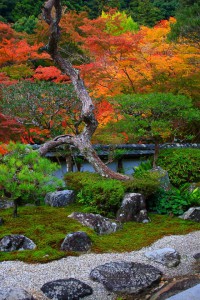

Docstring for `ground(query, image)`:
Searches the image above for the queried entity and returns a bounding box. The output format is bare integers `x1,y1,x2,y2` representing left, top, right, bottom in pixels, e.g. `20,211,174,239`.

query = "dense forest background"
1,0,178,25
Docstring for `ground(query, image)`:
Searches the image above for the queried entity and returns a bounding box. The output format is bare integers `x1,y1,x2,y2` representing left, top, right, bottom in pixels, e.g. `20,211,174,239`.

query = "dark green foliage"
123,171,160,197
128,0,162,26
148,188,190,215
1,0,178,25
152,0,178,20
169,0,200,43
13,15,38,34
10,0,43,22
157,148,200,187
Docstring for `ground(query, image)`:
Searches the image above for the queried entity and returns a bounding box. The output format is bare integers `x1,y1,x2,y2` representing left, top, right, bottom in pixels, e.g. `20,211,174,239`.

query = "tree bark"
40,0,130,181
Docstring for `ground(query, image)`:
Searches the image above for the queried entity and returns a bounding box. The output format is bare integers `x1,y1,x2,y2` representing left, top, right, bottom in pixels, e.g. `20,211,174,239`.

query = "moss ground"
0,204,200,263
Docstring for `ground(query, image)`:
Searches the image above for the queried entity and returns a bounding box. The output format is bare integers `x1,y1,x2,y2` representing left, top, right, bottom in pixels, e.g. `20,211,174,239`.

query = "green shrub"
77,179,125,217
123,171,160,197
157,148,200,187
65,171,125,217
148,188,190,216
65,171,160,216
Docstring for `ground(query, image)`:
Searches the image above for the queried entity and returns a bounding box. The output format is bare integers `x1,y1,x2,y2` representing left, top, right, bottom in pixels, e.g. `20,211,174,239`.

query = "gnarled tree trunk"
39,0,130,180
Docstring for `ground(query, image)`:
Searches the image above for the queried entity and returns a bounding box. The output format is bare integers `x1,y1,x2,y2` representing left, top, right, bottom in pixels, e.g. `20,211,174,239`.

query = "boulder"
179,207,200,222
61,231,92,252
0,199,14,209
116,193,150,223
0,234,36,252
145,248,181,268
90,261,162,294
151,166,171,191
68,212,122,235
0,287,35,300
41,278,93,300
44,190,75,207
0,218,4,226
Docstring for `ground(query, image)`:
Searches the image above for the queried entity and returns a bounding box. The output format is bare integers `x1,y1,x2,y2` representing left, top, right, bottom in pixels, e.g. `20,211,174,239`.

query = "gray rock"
68,212,122,235
116,193,150,223
151,166,171,191
0,218,4,226
0,200,14,209
41,278,93,300
0,235,36,252
145,248,181,268
61,231,92,252
166,284,200,300
179,207,200,222
0,287,34,300
44,190,75,207
90,261,162,294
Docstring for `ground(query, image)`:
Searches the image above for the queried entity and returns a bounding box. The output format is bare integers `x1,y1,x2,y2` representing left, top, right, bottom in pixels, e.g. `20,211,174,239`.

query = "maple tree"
76,17,200,101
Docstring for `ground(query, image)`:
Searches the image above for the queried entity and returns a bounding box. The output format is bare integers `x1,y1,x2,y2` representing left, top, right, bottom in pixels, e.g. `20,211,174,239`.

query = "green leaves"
0,142,63,203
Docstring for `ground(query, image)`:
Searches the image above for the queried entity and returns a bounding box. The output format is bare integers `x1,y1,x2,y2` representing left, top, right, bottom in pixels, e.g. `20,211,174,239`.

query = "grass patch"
0,205,200,263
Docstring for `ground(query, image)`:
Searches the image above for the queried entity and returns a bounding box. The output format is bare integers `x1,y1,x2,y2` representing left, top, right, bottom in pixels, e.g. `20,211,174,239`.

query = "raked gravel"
0,231,200,300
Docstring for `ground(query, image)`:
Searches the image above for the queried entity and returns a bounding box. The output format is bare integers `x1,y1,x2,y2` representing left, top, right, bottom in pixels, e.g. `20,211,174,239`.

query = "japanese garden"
0,0,200,299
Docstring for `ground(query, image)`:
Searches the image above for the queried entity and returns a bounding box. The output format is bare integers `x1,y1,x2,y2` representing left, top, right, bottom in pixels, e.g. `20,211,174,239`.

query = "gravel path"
0,231,200,300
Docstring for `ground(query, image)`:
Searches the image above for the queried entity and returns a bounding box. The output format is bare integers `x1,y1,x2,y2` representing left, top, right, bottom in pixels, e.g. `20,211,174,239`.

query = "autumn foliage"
0,10,199,145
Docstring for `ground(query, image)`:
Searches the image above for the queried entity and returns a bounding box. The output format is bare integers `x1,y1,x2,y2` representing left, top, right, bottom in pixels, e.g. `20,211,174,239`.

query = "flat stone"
0,287,34,300
166,284,200,300
68,212,122,235
145,248,181,267
61,231,92,252
41,278,93,300
90,261,162,294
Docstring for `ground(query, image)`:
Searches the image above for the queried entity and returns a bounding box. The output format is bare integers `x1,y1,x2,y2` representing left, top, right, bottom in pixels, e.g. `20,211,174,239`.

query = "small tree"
0,143,63,217
112,93,200,167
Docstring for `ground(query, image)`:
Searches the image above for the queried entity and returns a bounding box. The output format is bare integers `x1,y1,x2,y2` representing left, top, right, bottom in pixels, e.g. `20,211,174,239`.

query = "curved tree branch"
39,0,130,180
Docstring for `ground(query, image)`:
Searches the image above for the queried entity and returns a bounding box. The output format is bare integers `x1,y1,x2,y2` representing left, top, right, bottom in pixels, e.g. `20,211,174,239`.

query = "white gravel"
0,230,200,300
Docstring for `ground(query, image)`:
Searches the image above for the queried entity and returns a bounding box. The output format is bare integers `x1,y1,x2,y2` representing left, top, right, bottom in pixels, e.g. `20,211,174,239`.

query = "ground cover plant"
1,204,200,263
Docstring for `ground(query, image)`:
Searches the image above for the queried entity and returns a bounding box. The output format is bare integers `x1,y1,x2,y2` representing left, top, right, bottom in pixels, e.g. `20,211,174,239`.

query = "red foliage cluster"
33,66,71,83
